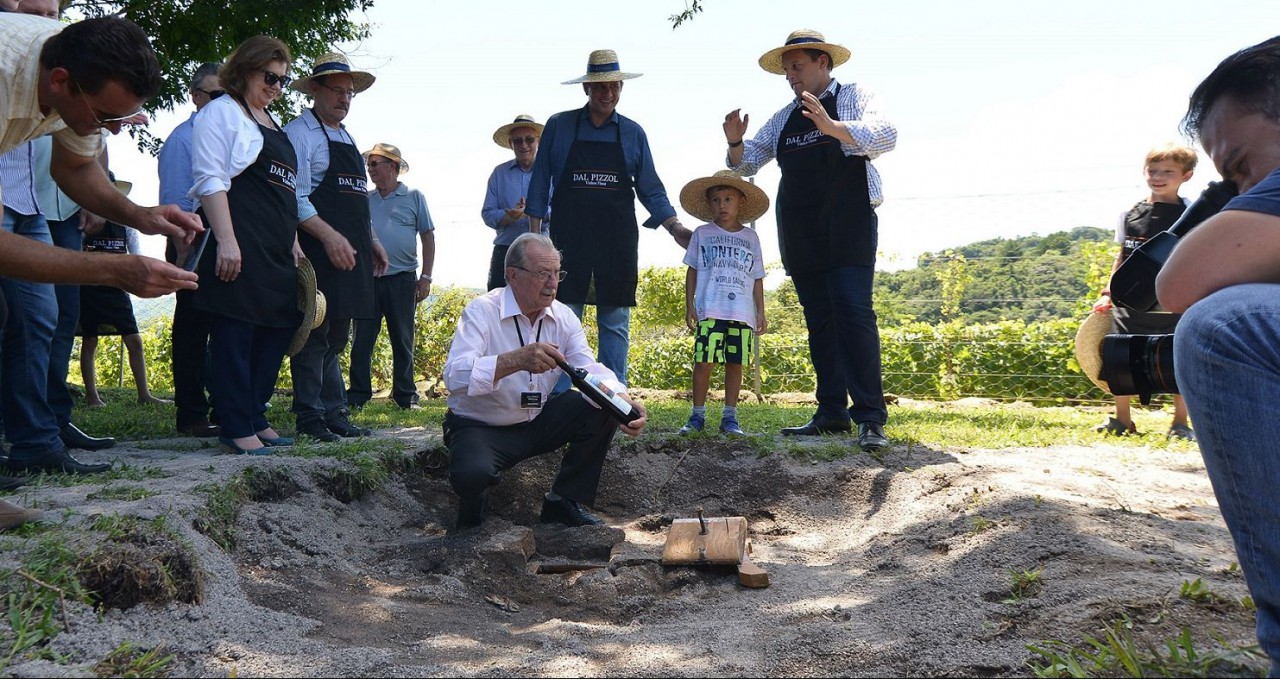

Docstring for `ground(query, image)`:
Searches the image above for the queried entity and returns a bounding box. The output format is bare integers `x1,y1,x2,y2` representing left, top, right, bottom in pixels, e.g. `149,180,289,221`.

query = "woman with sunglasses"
189,35,302,455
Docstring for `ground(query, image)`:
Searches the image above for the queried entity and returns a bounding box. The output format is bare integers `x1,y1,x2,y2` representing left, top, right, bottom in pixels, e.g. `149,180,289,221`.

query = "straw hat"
679,170,771,224
1074,312,1112,393
493,115,544,149
288,258,328,357
289,52,375,94
361,143,408,174
561,49,642,85
758,29,851,75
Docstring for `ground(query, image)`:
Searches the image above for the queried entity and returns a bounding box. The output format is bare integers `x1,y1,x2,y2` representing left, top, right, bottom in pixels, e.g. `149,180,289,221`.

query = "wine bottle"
556,360,641,424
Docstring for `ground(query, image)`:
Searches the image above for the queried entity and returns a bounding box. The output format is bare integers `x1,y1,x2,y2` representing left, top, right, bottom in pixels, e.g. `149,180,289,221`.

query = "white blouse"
189,94,276,202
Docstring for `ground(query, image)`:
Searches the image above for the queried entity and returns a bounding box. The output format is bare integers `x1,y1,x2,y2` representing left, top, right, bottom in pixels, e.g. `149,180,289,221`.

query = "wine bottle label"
585,374,631,414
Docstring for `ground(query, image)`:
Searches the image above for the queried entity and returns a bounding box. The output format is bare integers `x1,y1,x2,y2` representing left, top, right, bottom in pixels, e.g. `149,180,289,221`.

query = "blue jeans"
208,315,291,439
790,264,887,426
46,215,82,427
0,208,61,457
1176,283,1280,676
564,303,630,384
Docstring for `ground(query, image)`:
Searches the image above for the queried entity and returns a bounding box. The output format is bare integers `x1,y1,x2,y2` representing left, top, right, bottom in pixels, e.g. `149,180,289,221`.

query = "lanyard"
512,315,544,388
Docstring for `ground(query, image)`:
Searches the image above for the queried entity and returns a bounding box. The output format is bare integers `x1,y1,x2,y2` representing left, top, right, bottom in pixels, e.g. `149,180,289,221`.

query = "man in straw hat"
285,51,387,442
348,143,435,411
1156,34,1280,675
482,114,547,291
526,49,692,384
723,29,897,452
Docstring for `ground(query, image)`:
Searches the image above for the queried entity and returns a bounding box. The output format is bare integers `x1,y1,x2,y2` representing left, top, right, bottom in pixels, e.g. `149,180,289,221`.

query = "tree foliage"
875,227,1114,325
64,0,374,153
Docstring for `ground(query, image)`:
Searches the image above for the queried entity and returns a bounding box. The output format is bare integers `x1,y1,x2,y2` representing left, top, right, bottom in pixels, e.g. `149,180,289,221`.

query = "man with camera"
1155,35,1280,675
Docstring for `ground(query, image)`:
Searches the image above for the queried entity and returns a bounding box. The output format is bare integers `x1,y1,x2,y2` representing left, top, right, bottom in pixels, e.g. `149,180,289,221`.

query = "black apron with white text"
1114,200,1186,329
775,84,876,275
549,109,639,307
192,104,300,328
297,109,375,320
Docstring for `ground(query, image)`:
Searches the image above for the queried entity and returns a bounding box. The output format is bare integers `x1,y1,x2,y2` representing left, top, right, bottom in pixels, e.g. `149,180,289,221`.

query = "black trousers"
486,245,510,291
349,271,418,407
171,289,217,426
444,391,616,506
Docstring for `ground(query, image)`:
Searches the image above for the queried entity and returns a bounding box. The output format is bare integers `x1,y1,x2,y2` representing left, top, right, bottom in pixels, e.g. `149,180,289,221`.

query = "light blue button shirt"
284,108,360,224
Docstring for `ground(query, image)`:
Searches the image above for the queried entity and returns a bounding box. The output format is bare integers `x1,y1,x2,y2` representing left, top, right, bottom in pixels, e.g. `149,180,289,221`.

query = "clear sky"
106,0,1280,288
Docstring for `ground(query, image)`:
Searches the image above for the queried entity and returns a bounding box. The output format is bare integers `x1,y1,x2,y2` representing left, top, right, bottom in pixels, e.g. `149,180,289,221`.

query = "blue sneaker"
679,414,705,435
719,417,747,436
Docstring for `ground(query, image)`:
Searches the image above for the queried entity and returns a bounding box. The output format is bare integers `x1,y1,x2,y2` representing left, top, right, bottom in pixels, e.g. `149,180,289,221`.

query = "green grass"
1026,619,1267,678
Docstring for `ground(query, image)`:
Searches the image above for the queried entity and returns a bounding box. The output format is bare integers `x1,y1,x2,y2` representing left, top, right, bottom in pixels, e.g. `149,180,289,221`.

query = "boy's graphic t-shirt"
682,222,766,328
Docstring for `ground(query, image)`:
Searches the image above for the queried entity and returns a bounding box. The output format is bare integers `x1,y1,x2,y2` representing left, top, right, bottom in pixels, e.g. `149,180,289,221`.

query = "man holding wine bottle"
442,233,648,530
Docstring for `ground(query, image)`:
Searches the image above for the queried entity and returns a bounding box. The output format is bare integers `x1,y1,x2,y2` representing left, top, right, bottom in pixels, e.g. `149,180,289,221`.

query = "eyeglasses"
73,78,144,128
321,84,357,99
194,87,225,100
514,266,567,282
261,69,292,89
367,159,391,169
510,135,538,147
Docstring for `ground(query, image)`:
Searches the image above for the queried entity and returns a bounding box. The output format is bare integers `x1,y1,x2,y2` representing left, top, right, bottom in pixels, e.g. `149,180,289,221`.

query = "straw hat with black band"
288,258,328,357
758,29,851,75
362,142,409,175
289,52,376,94
679,170,771,225
493,115,544,149
561,49,642,85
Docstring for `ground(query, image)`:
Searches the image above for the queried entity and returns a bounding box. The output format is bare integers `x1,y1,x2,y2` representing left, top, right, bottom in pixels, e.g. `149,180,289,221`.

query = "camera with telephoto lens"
1099,180,1237,401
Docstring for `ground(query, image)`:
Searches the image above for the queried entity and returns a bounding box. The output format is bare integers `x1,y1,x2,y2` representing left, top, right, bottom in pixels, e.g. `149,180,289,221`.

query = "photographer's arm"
1156,210,1280,312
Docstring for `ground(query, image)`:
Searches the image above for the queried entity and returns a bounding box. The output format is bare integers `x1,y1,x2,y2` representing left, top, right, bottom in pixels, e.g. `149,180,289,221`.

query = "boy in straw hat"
723,29,897,452
677,171,768,436
284,50,387,442
525,49,691,385
482,114,546,291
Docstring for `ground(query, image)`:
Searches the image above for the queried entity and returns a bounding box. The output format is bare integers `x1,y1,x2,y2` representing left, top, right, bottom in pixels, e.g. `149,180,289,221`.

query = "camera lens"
1101,333,1178,396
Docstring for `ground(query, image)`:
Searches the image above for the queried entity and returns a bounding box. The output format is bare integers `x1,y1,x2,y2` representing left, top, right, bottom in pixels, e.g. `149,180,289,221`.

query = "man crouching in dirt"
442,233,648,530
1155,35,1280,677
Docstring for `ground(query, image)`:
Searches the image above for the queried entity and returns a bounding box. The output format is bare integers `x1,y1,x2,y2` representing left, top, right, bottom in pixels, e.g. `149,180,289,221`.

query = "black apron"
1114,200,1187,330
775,83,876,275
549,108,639,307
192,101,300,329
297,110,374,320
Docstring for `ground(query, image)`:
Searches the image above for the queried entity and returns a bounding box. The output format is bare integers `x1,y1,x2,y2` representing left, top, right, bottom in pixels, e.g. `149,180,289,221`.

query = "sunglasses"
261,69,292,89
510,135,538,147
73,78,143,128
195,87,225,100
367,159,392,169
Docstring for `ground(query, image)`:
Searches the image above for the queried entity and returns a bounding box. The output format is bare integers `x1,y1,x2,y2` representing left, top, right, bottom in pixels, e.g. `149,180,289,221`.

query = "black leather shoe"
781,418,852,436
0,476,25,491
327,410,372,438
59,423,115,451
298,418,340,443
8,445,111,475
858,422,888,452
540,497,606,527
455,496,487,530
177,420,221,438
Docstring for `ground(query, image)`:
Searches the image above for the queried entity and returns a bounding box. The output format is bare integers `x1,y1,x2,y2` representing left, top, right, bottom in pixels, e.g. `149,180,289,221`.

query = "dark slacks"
791,263,887,426
171,289,217,427
290,315,351,423
349,272,418,408
444,391,616,506
486,245,510,291
208,316,291,439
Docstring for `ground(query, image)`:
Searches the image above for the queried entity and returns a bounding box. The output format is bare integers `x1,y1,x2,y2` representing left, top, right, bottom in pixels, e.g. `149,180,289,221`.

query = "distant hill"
875,226,1113,325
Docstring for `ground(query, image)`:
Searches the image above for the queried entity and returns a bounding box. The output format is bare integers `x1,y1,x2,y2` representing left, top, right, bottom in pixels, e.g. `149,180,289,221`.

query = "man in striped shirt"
723,29,897,452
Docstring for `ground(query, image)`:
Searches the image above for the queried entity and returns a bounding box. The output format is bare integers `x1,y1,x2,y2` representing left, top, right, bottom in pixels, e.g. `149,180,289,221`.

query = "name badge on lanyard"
514,316,545,409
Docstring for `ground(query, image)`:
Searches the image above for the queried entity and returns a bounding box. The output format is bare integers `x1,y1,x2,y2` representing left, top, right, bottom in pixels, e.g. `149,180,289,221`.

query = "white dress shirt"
189,94,267,201
444,287,624,426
